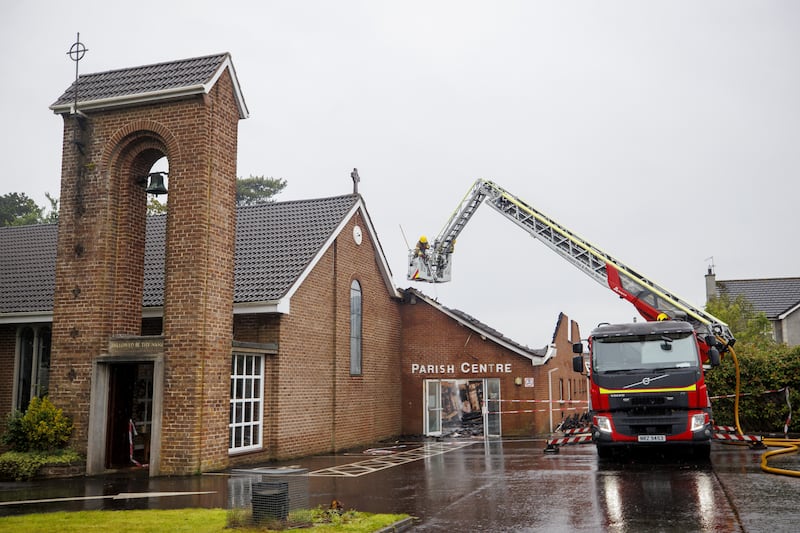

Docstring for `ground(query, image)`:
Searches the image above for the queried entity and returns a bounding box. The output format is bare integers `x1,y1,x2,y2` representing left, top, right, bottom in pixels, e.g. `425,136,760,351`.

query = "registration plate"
638,434,666,442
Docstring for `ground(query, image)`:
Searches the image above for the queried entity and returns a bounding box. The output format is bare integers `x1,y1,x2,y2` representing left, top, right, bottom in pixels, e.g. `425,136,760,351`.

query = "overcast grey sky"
2,1,798,347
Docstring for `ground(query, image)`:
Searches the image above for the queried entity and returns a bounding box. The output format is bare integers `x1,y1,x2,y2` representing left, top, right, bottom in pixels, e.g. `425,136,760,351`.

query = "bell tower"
49,53,248,475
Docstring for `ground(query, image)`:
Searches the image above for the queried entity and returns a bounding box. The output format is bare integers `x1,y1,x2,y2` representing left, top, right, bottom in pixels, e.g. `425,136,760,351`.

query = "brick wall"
0,325,15,420
233,314,280,344
329,212,402,451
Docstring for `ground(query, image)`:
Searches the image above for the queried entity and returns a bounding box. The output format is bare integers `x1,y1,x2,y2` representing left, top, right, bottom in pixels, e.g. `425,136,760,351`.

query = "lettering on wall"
109,336,164,355
409,362,513,374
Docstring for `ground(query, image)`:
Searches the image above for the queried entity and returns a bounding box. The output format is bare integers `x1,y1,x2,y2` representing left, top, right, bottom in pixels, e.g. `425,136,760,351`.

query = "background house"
705,269,800,346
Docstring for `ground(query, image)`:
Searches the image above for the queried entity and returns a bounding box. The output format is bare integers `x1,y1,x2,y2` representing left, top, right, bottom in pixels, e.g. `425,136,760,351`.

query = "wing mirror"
572,343,586,373
707,347,721,367
705,335,721,367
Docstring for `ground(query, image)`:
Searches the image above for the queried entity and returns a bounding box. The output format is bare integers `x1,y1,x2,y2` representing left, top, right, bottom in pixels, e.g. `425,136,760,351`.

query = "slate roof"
717,278,800,319
0,223,58,314
403,288,555,364
50,53,248,118
234,195,360,302
1,194,362,315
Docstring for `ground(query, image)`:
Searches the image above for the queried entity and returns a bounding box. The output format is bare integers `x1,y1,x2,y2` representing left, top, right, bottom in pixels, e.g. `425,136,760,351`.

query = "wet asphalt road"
1,439,798,532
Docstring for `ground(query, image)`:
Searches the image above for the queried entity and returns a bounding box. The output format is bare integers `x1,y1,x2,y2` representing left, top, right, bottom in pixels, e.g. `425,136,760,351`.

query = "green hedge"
705,343,800,433
0,449,82,481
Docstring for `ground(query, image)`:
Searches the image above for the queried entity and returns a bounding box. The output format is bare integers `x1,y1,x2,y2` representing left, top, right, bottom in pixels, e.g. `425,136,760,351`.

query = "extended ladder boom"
407,178,733,346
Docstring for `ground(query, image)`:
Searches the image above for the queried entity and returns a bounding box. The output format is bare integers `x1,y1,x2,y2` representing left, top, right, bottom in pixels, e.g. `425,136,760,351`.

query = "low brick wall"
37,462,86,479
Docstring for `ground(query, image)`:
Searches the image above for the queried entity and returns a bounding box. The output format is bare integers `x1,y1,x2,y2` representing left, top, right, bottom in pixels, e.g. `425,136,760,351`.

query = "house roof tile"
717,278,800,319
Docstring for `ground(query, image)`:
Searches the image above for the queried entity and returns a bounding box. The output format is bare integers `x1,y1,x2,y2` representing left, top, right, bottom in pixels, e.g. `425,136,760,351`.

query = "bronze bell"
145,172,168,195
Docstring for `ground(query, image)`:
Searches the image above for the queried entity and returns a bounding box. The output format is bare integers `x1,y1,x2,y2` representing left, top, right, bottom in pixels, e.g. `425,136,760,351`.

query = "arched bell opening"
108,138,170,337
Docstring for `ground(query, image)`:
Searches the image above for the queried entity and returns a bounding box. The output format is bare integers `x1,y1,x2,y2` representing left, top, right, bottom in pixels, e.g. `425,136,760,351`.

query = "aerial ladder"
407,178,734,358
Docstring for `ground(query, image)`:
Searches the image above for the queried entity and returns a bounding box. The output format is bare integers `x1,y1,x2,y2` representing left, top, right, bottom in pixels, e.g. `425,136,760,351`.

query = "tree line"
0,192,59,227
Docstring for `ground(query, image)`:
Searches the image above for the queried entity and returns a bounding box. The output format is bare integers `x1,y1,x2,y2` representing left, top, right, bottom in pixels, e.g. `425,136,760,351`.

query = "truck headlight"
594,415,612,433
690,413,709,432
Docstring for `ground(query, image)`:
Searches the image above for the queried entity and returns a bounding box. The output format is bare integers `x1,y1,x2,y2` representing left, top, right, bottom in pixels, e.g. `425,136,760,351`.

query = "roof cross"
67,32,88,114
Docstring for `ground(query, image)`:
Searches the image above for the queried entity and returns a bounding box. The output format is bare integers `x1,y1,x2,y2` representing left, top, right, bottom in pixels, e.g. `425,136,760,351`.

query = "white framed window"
350,279,362,375
14,326,51,412
229,352,264,453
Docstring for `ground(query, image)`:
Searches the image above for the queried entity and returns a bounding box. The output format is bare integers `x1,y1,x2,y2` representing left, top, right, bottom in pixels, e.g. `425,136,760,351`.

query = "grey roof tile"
234,195,358,302
717,278,800,319
143,215,166,307
50,53,247,118
0,223,57,313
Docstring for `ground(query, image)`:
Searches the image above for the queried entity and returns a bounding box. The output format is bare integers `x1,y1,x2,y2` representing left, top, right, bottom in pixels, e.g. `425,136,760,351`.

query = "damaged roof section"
403,287,556,365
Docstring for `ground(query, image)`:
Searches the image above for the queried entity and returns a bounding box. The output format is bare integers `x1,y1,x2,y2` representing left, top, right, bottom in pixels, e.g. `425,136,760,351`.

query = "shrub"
1,410,26,451
1,396,73,452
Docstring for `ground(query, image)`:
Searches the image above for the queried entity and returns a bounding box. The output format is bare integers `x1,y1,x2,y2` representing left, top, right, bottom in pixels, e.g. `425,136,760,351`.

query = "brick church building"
0,53,584,477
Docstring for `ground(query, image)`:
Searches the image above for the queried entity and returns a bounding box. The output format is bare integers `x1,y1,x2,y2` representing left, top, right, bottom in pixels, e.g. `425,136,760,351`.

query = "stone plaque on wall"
108,336,164,355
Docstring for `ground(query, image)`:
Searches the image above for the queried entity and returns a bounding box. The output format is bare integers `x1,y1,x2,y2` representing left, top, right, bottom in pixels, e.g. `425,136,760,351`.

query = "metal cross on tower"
67,32,88,114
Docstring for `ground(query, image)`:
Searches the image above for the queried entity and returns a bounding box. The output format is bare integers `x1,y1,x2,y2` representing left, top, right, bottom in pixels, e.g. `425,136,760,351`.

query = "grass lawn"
0,507,411,532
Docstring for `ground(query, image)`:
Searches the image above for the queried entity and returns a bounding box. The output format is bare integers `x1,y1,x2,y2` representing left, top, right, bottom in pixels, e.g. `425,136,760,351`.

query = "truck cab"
573,320,714,458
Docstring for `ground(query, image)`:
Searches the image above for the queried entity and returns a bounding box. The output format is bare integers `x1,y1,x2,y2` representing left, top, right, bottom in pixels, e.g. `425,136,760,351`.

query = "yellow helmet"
657,312,669,321
419,236,428,244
